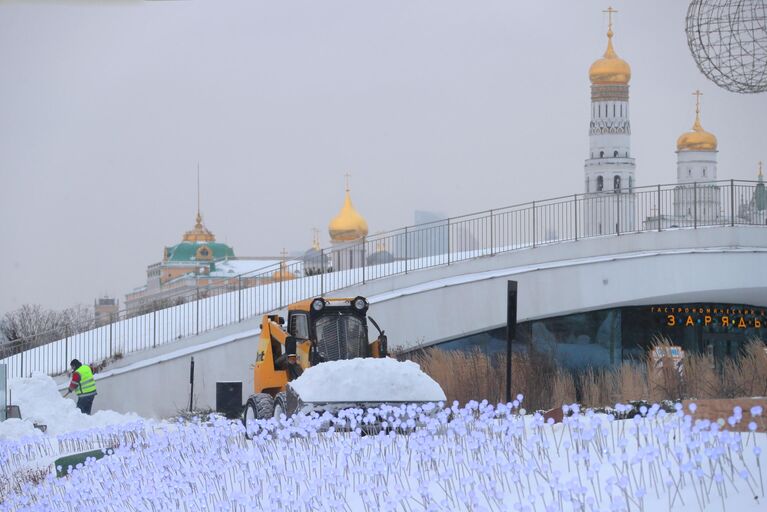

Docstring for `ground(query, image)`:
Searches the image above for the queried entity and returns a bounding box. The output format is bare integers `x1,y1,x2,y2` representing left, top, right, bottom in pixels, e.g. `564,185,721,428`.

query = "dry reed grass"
405,349,505,406
401,336,767,411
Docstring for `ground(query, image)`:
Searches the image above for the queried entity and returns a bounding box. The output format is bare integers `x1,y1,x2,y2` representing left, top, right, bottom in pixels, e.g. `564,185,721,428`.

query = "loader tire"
273,392,288,419
242,393,274,439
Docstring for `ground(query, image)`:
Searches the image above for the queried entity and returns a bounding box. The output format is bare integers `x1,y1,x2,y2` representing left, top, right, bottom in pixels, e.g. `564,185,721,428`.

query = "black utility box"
216,382,243,419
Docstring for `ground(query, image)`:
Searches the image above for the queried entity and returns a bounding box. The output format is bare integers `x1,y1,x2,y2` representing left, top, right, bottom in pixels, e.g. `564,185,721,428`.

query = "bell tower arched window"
597,176,604,191
614,175,621,192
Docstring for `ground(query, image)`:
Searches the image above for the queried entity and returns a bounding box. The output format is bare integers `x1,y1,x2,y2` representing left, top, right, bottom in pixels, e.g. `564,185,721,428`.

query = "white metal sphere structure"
686,0,767,93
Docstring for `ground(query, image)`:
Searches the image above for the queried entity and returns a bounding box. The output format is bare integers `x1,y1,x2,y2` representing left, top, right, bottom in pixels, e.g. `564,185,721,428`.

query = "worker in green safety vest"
64,359,98,415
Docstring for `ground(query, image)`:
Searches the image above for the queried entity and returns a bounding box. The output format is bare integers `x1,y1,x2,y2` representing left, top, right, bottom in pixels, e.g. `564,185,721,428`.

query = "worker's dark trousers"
76,395,95,415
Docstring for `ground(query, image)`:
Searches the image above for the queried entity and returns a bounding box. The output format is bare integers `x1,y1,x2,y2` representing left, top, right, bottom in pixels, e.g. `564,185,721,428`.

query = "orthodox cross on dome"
311,228,321,250
690,89,707,131
693,89,703,115
276,248,291,278
758,161,763,178
603,6,617,34
344,172,352,192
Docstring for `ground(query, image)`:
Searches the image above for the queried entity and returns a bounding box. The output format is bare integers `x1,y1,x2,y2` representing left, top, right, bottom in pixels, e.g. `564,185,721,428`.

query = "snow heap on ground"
0,373,141,440
289,358,446,403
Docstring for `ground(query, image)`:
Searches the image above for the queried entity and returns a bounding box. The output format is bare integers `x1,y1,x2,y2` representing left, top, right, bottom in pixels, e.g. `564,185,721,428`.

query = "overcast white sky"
0,0,765,314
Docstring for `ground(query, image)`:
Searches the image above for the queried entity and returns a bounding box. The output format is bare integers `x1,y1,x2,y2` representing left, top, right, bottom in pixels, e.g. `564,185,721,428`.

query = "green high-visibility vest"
74,365,97,396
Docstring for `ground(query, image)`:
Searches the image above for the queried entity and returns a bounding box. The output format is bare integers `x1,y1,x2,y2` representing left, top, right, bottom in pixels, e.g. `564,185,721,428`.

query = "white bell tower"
673,90,721,225
583,7,636,236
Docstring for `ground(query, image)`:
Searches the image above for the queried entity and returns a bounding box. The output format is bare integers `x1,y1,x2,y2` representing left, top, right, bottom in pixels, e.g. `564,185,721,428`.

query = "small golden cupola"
677,90,718,152
588,7,631,85
272,249,296,281
328,178,368,242
182,211,216,243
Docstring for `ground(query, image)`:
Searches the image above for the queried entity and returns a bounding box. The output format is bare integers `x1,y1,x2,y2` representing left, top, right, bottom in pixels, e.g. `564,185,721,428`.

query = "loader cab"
287,297,371,362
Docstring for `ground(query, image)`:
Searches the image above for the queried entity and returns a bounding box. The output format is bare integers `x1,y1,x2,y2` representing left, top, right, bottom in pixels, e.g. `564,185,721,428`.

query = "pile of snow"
0,418,41,439
289,358,446,403
0,373,142,440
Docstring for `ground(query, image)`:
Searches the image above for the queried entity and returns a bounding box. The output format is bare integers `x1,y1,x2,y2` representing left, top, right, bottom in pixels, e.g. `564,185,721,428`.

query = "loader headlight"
311,298,325,312
352,297,368,311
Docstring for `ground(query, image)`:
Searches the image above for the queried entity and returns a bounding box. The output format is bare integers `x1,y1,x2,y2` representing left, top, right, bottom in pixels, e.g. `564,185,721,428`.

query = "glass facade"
434,303,766,371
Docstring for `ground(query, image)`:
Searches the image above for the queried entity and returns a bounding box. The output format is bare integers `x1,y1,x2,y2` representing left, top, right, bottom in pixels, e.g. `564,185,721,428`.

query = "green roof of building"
165,242,235,262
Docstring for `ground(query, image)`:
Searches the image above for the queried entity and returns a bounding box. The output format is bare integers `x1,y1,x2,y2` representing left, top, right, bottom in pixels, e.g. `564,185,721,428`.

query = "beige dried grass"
400,336,767,410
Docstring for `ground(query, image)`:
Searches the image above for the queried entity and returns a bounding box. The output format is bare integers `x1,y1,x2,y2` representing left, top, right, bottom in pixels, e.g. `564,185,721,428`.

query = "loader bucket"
284,358,446,417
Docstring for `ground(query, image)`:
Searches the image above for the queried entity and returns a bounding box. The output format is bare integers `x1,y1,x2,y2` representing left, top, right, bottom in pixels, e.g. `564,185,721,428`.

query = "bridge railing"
1,179,764,378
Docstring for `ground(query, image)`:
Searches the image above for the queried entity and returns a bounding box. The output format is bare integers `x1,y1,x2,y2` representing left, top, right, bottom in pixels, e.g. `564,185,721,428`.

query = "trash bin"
216,381,243,419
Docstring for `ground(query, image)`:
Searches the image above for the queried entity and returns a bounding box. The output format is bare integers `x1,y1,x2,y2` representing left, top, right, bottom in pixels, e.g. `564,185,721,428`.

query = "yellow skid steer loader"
242,296,390,429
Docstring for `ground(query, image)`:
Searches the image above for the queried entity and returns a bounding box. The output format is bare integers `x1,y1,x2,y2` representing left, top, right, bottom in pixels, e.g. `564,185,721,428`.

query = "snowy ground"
0,373,146,497
1,395,765,511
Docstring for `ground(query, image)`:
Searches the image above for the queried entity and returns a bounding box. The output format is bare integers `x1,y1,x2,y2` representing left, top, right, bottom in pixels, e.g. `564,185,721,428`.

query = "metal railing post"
489,210,494,256
532,201,536,247
574,195,578,241
693,182,698,228
196,288,200,335
362,237,366,284
152,310,157,349
109,319,113,357
65,336,69,372
447,218,451,265
657,185,662,232
320,251,325,296
279,264,284,308
404,227,408,274
238,276,242,322
730,179,735,226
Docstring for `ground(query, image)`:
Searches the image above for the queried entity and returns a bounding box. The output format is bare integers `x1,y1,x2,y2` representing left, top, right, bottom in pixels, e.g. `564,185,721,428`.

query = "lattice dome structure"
686,0,767,94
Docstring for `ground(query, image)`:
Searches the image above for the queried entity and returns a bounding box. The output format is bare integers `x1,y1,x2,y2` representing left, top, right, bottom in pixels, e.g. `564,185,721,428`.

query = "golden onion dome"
329,190,368,242
589,27,631,85
677,93,717,151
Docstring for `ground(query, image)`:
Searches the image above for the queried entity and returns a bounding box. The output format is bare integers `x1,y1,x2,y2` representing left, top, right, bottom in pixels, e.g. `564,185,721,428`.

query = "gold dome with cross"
588,7,631,85
328,174,369,242
677,90,718,152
